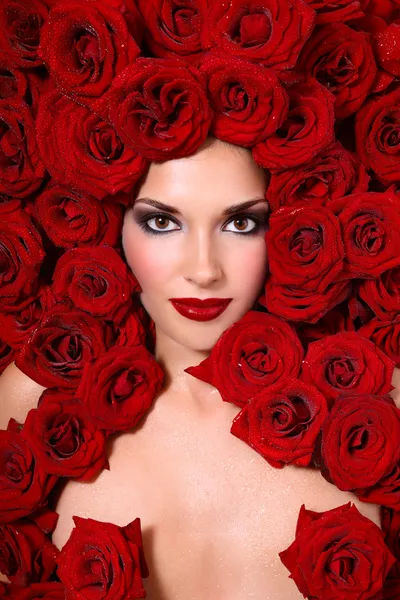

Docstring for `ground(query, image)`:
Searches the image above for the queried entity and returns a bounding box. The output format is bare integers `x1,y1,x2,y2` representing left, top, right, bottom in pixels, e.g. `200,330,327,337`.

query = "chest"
49,400,380,600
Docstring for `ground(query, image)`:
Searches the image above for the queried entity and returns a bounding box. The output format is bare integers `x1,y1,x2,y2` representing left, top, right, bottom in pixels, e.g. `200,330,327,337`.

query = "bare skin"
0,362,391,599
0,137,395,597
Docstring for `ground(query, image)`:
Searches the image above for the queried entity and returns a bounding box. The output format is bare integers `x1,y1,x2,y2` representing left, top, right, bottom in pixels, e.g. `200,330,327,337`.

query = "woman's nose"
184,231,223,287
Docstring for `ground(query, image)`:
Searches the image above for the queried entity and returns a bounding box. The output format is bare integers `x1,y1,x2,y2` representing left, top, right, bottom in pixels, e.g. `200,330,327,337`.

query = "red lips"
169,298,232,321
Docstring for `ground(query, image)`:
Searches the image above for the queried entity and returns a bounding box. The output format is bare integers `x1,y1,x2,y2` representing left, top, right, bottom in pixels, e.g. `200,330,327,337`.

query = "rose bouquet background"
2,0,400,598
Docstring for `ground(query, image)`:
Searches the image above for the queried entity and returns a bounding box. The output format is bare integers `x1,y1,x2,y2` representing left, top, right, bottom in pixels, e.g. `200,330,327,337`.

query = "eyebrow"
134,197,269,216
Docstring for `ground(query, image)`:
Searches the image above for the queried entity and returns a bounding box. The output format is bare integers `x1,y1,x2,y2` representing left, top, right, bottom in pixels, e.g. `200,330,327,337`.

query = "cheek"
229,239,268,291
123,226,177,291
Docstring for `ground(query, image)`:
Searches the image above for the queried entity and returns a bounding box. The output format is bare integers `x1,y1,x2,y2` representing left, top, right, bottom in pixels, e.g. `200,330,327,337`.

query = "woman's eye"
224,216,258,233
146,215,179,232
140,213,262,235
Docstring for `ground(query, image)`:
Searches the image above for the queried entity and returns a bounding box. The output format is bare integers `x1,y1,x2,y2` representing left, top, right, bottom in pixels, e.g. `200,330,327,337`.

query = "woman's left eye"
224,216,260,234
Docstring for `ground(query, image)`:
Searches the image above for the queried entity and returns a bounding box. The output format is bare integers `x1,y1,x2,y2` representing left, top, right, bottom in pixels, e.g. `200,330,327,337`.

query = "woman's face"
122,137,269,352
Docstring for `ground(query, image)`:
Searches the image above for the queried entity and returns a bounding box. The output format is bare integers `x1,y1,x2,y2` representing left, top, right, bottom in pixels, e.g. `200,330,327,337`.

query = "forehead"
136,141,268,211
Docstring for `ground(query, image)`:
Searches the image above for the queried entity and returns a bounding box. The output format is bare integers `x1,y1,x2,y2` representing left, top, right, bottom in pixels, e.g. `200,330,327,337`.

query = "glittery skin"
49,385,381,600
0,362,394,596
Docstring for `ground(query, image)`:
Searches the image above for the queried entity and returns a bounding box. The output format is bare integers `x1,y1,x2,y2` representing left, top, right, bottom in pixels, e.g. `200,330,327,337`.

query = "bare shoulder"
0,361,46,429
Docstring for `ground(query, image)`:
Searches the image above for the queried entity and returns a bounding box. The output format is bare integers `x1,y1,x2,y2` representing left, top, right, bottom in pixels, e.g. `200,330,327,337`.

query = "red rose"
231,377,328,468
295,302,356,347
358,265,400,321
0,0,48,67
51,245,138,324
298,23,377,119
0,429,57,523
199,52,288,146
266,142,369,211
0,515,59,586
330,190,400,278
38,0,140,98
21,400,108,481
382,506,400,561
206,0,315,70
260,277,351,323
382,575,400,600
0,212,45,311
0,340,16,376
136,0,209,62
0,51,44,116
355,87,400,185
185,311,304,408
112,310,148,349
252,78,335,170
56,516,149,600
0,99,46,198
76,345,165,432
36,90,147,201
15,304,111,390
279,502,396,600
301,331,395,406
374,21,400,77
34,185,124,249
9,583,66,599
320,395,400,491
357,461,400,510
302,0,364,24
0,286,56,351
267,204,345,292
99,57,212,161
359,315,400,368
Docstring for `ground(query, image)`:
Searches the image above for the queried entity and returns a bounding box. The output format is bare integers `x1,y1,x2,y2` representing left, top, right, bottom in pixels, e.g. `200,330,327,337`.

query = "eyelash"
137,212,267,237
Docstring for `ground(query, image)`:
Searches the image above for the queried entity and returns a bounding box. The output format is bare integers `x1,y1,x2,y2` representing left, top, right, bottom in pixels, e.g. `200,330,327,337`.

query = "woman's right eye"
140,214,179,235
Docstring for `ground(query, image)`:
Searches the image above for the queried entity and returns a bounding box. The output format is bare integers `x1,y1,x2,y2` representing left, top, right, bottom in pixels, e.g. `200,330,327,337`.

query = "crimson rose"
0,0,48,67
0,212,45,312
231,377,328,468
15,304,111,390
206,0,315,70
333,191,400,278
199,52,288,146
76,345,165,432
253,78,335,170
0,286,56,351
355,87,400,185
300,331,395,406
185,311,304,408
38,0,140,97
260,277,351,324
21,400,108,481
99,57,212,161
56,516,149,600
381,506,400,562
320,395,400,491
358,264,400,321
302,0,364,23
0,99,45,198
298,22,377,119
8,583,66,599
36,90,147,201
279,502,396,600
266,142,369,211
0,515,58,586
0,428,57,523
266,204,344,292
359,315,400,368
136,0,209,62
51,245,139,324
34,185,124,249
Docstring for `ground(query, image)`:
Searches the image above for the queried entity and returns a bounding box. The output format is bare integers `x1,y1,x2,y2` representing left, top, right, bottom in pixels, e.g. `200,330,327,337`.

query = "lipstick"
169,298,232,322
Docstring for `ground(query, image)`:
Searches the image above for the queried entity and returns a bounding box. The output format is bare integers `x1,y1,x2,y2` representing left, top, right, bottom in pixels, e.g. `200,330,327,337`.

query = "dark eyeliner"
137,212,268,237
